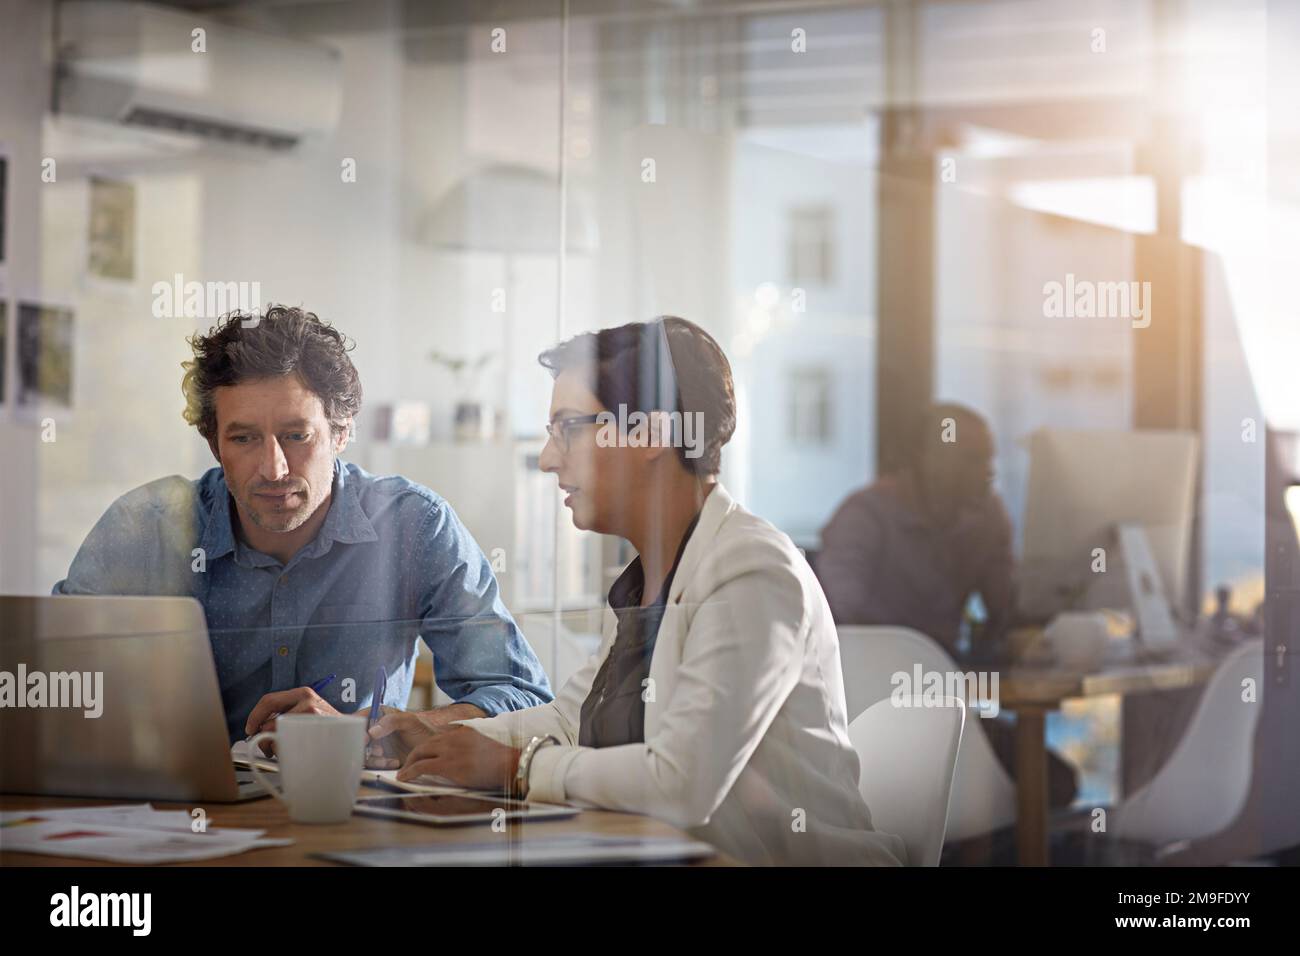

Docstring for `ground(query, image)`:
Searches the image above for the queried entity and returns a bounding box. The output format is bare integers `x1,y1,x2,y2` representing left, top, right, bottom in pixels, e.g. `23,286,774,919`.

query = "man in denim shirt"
54,305,551,742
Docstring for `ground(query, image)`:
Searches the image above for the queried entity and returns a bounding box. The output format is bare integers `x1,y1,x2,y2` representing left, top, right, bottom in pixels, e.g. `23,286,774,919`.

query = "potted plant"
428,349,498,442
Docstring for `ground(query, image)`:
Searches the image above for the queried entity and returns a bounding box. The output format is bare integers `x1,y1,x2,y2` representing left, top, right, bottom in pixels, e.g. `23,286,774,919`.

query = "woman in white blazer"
369,317,906,866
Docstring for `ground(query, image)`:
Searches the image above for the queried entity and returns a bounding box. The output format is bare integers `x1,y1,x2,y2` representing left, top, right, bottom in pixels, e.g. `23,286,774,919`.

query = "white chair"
849,696,965,866
1111,638,1264,849
838,625,1018,842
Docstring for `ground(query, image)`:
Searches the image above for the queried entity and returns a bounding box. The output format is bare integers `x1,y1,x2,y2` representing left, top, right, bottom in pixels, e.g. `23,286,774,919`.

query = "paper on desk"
230,738,280,771
2,803,178,827
0,803,260,835
0,805,293,863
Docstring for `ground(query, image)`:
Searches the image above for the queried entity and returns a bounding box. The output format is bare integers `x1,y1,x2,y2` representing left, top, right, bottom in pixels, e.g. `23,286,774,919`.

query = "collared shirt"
814,474,1015,653
578,514,699,748
54,459,552,740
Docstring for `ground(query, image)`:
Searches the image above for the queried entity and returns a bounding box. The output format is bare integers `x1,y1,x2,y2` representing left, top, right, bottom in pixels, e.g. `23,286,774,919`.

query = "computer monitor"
1018,429,1199,624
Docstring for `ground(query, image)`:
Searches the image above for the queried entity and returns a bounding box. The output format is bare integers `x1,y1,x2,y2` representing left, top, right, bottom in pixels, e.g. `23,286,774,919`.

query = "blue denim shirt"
53,459,552,740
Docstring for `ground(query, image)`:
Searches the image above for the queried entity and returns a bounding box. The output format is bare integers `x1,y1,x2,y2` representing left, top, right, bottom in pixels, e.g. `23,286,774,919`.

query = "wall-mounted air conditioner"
56,0,342,151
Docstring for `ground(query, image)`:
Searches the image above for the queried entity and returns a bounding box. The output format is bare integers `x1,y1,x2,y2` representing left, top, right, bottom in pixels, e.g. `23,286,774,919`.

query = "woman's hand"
364,704,491,769
364,706,442,769
396,724,522,792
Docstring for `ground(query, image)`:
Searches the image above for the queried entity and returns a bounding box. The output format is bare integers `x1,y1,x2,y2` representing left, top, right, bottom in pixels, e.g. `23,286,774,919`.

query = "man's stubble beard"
234,481,320,534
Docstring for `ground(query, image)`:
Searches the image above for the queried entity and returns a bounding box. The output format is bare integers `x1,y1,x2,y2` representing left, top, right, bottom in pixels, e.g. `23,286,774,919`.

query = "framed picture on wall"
15,301,74,414
87,177,135,282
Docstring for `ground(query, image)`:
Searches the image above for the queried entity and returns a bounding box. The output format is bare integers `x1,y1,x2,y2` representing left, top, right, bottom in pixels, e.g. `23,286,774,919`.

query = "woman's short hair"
538,316,736,476
181,305,363,444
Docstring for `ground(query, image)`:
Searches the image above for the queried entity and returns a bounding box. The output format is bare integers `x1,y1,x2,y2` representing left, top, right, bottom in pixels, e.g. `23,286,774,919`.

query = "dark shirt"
579,515,700,748
815,473,1015,654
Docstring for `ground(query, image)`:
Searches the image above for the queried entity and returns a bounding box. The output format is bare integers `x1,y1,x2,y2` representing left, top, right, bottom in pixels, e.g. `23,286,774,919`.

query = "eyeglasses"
544,413,602,454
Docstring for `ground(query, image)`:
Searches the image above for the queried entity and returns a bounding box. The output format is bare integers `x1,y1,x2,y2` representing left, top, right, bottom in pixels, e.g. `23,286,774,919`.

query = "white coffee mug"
247,714,366,824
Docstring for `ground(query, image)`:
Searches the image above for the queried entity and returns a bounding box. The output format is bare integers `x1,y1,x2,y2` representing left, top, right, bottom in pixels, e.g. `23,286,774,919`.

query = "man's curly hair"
181,305,363,445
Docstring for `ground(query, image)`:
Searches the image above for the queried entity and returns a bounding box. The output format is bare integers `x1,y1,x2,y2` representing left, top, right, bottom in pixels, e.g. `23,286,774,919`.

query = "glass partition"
1,0,1293,869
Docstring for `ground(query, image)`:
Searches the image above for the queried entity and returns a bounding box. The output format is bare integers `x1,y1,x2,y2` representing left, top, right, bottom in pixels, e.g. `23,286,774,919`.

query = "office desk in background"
999,645,1219,866
0,787,733,867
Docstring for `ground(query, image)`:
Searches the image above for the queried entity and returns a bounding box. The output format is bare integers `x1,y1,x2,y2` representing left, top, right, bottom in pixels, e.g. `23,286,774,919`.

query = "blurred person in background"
816,403,1077,810
816,402,1014,658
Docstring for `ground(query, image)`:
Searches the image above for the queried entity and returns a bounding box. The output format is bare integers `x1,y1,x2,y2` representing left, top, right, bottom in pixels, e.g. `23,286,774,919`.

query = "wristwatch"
513,734,560,800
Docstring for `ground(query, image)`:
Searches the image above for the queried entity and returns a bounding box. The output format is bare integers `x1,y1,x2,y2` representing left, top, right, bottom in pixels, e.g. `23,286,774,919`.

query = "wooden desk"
0,787,731,867
998,647,1218,866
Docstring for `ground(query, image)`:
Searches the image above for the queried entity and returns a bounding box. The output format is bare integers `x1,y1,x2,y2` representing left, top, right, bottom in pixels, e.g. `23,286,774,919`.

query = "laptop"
0,594,269,802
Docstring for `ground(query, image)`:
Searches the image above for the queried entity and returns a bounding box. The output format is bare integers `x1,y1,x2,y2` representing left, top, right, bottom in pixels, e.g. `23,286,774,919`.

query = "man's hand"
244,686,344,755
364,703,488,769
396,724,521,792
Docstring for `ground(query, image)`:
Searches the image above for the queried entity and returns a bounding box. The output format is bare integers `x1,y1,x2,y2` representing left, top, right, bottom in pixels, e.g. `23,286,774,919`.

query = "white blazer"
462,484,907,866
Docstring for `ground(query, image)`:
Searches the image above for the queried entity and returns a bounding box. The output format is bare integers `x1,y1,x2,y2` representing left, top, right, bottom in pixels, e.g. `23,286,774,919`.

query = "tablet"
353,793,578,826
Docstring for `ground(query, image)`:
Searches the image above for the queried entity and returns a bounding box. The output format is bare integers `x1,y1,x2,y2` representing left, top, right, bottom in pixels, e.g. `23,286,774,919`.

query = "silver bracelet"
514,734,560,800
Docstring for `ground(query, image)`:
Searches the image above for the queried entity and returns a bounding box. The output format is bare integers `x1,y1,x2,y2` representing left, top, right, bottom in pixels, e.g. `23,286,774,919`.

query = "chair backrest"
838,625,1017,841
1114,638,1265,846
849,696,965,866
838,625,956,722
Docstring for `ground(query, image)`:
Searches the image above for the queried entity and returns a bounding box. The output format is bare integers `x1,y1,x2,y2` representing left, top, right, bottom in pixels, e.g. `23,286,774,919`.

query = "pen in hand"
365,666,388,764
244,673,337,743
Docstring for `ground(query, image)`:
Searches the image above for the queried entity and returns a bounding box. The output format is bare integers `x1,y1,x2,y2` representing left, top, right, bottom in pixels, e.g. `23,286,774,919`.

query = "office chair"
1110,638,1264,850
849,696,964,866
838,625,1017,841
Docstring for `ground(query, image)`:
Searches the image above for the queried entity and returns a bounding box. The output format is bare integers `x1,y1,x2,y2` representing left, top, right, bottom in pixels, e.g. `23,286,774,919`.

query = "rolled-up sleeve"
53,477,199,597
415,500,552,714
